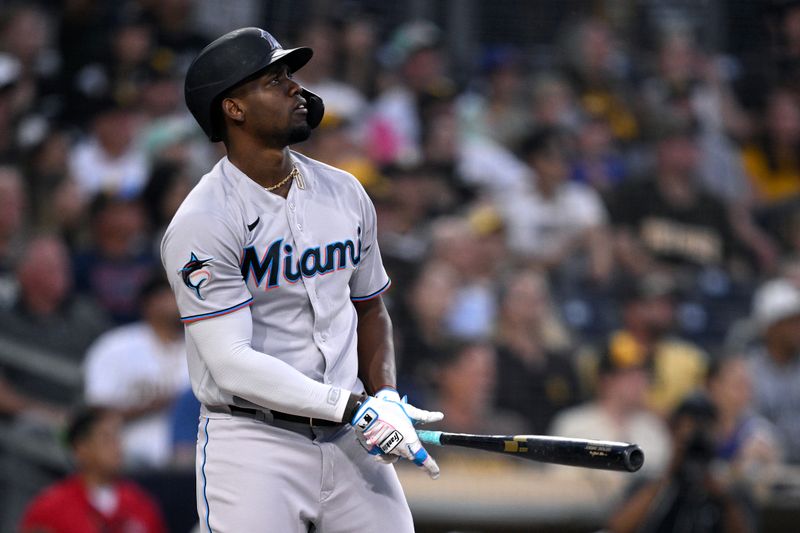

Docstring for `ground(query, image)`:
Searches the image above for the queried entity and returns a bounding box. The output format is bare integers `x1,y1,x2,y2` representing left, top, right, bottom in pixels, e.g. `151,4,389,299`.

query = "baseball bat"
418,431,644,472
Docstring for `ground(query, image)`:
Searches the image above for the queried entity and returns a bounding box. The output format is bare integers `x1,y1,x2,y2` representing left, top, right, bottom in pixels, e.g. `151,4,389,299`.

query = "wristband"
342,392,368,424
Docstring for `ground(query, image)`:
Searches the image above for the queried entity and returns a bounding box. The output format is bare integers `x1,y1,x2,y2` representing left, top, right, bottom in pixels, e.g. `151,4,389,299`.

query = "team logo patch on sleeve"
179,252,213,300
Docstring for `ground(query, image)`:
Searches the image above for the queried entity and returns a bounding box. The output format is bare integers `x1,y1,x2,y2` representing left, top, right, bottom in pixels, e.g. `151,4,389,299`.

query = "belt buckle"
308,417,316,427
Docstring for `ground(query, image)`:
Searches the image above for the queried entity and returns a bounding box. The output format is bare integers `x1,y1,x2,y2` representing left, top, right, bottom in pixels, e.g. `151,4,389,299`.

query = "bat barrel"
521,437,644,472
419,431,645,473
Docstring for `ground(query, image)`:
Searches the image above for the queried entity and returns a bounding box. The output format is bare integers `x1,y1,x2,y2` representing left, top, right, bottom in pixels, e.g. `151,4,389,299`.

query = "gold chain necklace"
263,166,299,192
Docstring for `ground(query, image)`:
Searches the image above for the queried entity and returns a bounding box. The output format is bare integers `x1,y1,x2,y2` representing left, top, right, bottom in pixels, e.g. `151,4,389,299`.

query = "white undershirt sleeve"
186,306,351,422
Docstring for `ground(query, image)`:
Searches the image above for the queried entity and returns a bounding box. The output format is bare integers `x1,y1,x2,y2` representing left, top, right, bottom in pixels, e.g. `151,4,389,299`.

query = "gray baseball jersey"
162,153,415,533
161,151,390,408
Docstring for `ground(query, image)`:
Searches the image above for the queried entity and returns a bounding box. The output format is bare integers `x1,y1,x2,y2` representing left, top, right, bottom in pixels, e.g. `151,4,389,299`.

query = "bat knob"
625,446,645,472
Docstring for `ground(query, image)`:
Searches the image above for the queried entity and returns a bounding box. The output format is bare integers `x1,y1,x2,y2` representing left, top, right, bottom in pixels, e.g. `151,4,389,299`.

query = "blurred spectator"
395,261,459,389
428,341,523,435
296,19,368,125
22,128,74,231
529,71,582,132
430,216,498,340
19,406,167,533
570,113,627,195
0,52,22,162
297,113,366,174
168,387,200,468
84,275,188,468
0,234,108,419
600,273,708,416
550,336,670,500
0,5,60,131
108,13,155,105
707,354,783,490
457,46,530,149
0,166,25,308
67,97,147,201
609,116,773,281
73,193,156,324
339,10,380,98
368,20,454,165
608,394,754,533
560,18,638,142
140,160,191,254
498,127,613,284
137,62,184,121
494,270,580,433
747,277,800,463
57,1,118,115
741,87,800,205
640,26,752,204
374,165,457,281
766,1,800,100
146,0,207,75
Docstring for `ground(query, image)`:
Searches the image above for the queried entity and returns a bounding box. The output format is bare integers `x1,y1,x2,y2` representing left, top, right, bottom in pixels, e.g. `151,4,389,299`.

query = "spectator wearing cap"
497,127,614,285
747,277,800,463
596,273,708,416
549,332,670,501
83,274,188,468
19,406,167,533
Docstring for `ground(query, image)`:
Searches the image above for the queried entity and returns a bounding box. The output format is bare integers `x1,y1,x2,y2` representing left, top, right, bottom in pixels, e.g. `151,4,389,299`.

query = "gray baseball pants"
195,405,415,532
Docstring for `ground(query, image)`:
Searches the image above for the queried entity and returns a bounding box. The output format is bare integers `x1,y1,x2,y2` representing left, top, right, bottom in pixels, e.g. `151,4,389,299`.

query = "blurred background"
2,0,800,531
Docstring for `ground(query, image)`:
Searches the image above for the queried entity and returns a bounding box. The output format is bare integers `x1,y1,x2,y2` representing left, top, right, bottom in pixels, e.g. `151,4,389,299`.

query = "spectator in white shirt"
68,97,147,200
84,274,188,468
498,127,613,284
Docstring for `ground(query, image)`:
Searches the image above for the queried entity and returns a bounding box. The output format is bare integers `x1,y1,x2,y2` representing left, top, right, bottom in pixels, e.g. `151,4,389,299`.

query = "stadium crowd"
0,0,800,531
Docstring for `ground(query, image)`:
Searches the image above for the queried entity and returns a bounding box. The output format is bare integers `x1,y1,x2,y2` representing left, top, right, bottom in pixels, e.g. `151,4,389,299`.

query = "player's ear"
221,97,245,126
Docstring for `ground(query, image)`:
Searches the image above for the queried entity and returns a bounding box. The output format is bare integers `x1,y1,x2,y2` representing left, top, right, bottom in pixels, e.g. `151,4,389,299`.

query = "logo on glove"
354,408,377,431
379,430,403,453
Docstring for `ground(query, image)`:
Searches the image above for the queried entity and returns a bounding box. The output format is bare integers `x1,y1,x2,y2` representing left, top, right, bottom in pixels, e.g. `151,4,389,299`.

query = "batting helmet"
184,27,324,142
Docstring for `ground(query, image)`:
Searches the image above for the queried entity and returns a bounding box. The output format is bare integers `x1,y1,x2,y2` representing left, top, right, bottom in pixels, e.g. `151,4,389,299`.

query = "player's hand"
351,390,444,479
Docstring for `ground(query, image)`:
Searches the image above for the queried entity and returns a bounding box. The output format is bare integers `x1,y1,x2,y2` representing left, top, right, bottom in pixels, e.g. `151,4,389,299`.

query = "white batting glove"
351,389,444,479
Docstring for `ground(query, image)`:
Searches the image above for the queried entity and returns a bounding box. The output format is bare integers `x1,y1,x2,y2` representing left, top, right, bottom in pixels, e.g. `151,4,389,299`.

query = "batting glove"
351,389,444,479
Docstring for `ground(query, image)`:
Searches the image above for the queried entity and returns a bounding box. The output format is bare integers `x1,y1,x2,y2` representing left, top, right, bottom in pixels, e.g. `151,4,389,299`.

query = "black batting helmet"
184,27,324,142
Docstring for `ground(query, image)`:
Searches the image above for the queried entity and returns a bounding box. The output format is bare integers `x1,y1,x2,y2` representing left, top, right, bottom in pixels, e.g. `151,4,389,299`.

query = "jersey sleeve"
349,184,390,301
161,211,253,323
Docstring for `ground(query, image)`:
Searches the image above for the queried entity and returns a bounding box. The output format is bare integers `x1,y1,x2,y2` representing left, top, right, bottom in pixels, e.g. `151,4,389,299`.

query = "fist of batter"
351,390,444,479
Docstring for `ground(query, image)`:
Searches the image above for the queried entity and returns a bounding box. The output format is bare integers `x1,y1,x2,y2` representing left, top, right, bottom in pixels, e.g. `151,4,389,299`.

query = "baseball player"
161,27,443,532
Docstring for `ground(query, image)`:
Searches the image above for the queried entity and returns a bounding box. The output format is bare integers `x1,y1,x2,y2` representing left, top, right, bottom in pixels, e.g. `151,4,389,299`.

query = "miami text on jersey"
240,231,362,289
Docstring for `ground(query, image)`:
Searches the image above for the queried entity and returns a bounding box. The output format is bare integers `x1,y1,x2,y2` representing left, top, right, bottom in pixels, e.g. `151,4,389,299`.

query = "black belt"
229,405,341,427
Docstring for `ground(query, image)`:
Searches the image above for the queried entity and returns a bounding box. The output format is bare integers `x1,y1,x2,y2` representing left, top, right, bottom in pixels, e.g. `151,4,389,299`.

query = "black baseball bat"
418,431,645,472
